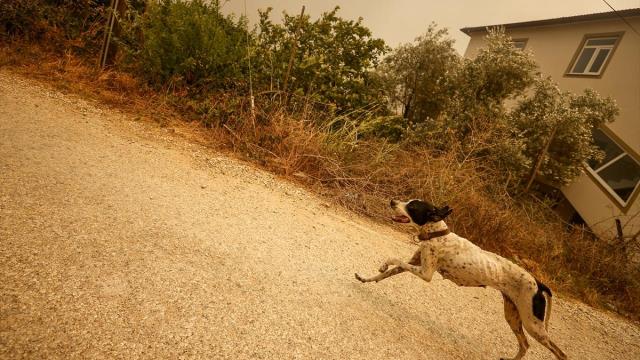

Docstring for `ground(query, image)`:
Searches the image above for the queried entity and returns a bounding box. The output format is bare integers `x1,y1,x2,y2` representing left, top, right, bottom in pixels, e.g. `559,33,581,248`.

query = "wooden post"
282,6,305,103
524,125,557,193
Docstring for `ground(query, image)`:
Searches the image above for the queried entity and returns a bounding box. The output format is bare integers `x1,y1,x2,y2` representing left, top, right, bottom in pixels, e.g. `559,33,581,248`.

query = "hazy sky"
221,0,640,54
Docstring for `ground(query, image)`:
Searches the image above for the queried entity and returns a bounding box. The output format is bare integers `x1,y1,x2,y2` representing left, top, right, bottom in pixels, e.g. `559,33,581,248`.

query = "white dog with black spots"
356,199,567,360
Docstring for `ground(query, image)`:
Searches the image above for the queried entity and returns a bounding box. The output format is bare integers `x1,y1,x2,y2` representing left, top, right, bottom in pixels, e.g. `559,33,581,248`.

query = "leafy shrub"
377,24,460,124
508,78,618,187
120,0,248,89
47,0,104,41
0,0,47,38
457,28,538,105
382,27,618,191
253,7,388,114
0,0,103,46
358,115,407,141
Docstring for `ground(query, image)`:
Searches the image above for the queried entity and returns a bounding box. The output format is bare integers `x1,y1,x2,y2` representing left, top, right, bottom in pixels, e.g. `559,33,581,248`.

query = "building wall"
464,16,640,238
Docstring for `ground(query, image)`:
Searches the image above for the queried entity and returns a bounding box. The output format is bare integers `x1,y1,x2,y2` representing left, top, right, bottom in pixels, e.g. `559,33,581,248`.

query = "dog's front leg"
378,248,421,273
355,266,405,283
386,244,436,282
355,249,421,283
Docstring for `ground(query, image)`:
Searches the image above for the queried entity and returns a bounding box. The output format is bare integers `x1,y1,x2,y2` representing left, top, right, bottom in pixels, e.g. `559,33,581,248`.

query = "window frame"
564,32,624,78
512,38,528,51
585,127,640,211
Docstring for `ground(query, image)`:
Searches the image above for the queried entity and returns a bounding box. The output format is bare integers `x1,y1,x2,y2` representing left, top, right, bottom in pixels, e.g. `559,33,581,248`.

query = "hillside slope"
1,70,639,359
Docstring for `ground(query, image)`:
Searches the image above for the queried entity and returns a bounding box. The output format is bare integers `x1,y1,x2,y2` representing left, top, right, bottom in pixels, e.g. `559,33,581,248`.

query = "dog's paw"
378,263,389,273
355,273,366,283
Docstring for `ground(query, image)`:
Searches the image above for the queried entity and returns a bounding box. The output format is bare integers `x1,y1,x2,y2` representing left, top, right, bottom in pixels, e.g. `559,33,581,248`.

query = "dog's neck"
425,220,448,233
418,221,450,241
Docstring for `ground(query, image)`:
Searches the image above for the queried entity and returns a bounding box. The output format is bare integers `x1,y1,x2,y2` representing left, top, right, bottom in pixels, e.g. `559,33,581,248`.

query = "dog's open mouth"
391,215,410,223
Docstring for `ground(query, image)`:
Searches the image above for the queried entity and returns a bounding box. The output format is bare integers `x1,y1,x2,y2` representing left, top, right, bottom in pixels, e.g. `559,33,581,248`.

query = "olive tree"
380,26,619,190
445,28,538,141
509,77,619,187
377,24,460,123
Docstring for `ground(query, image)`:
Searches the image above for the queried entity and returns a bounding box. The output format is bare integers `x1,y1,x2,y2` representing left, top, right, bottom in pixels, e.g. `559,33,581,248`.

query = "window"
587,129,640,206
567,34,622,76
512,39,527,50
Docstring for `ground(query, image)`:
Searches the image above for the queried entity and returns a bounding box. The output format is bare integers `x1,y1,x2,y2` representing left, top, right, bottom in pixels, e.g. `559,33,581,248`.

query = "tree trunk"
282,6,306,104
524,125,557,193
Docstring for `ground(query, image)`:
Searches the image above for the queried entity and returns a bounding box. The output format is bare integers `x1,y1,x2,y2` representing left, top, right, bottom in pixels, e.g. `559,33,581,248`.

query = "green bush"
0,0,46,38
120,0,248,89
508,78,618,187
377,24,460,124
253,7,388,114
0,0,102,44
382,27,618,191
358,115,407,142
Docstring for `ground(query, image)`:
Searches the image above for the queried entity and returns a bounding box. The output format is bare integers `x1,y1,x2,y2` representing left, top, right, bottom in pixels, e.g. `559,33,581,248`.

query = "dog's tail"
534,279,553,330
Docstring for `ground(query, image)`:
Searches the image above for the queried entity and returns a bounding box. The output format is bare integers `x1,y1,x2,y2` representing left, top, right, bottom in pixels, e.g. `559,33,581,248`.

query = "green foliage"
358,115,407,142
377,24,459,124
459,28,538,104
118,3,388,114
445,28,538,140
253,7,388,114
509,78,618,186
382,26,618,190
120,0,248,89
0,0,45,38
379,27,540,190
0,0,101,43
457,30,617,189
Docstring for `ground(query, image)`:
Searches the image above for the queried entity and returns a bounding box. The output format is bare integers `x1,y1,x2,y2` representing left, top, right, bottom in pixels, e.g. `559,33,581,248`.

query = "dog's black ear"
406,200,433,226
436,205,453,220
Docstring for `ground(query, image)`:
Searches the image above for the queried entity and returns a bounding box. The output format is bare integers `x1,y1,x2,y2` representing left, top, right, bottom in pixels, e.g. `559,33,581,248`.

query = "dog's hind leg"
521,314,567,360
521,286,567,359
500,293,529,360
355,249,421,283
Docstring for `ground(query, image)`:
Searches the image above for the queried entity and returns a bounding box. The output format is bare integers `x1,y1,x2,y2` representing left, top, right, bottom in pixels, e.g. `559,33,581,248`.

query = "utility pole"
99,0,129,68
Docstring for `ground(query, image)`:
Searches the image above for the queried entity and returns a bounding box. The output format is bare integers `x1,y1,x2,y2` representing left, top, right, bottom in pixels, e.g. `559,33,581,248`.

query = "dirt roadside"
1,70,639,359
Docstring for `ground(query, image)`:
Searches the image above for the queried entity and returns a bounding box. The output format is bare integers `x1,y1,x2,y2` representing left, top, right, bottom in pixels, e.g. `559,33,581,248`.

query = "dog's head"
390,199,452,226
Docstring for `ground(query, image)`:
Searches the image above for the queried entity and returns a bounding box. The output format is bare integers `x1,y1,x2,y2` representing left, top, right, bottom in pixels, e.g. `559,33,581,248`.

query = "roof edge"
460,8,640,35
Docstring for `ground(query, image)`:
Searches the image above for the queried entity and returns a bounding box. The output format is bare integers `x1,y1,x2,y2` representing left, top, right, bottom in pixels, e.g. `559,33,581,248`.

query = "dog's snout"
390,199,398,208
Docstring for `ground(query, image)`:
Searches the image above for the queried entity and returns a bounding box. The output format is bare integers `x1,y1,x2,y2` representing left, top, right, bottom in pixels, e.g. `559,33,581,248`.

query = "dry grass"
2,41,638,321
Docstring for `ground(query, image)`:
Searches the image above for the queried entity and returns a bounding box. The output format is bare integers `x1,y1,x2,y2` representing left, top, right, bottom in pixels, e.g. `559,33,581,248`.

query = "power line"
602,0,640,37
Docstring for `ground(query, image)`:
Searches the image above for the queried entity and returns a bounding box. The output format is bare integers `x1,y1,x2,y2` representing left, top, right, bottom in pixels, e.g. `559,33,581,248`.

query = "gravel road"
1,70,639,359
